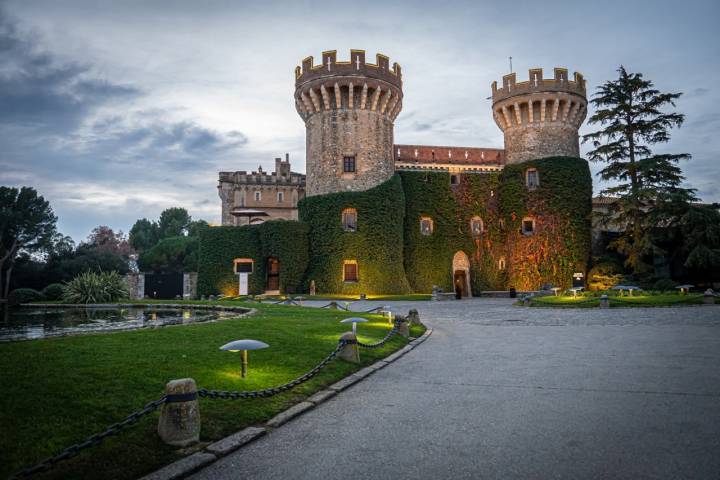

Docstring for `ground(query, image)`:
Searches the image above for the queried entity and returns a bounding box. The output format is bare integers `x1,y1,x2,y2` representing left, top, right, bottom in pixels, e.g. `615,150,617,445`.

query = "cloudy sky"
1,0,718,242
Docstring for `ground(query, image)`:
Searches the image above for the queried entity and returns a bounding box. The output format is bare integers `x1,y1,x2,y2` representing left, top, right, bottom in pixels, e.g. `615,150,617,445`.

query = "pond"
0,306,244,342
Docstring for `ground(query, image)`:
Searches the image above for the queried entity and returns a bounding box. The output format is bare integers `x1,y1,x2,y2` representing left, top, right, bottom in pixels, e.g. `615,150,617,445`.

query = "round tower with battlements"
492,68,587,165
295,50,403,196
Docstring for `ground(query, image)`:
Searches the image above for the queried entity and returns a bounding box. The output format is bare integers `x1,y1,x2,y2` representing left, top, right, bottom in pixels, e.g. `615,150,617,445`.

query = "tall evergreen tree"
583,66,694,275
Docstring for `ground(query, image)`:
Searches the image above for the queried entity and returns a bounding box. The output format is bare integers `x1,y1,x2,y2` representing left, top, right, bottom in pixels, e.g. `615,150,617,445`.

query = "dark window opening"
343,156,356,173
343,262,358,282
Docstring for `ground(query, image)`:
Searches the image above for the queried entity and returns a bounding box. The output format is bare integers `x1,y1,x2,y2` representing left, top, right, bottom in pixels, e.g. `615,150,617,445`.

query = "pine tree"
583,66,694,276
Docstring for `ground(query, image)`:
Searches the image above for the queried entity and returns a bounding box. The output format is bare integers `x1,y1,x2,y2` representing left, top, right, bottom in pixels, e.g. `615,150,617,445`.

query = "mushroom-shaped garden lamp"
220,339,269,378
676,284,693,295
340,317,368,335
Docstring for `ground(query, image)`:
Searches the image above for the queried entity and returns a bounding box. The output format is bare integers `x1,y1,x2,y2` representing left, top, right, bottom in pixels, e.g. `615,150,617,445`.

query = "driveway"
191,299,720,479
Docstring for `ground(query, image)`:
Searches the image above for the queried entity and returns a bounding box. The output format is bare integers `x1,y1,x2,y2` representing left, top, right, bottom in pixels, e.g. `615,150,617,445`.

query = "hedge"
197,221,309,296
299,175,411,295
400,171,507,294
499,156,592,290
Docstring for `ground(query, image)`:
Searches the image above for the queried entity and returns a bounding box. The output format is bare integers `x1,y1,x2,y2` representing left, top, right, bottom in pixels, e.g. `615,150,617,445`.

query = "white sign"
238,273,249,296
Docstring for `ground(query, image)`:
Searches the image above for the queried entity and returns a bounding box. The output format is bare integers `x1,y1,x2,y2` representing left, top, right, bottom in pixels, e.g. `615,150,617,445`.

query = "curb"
139,327,433,480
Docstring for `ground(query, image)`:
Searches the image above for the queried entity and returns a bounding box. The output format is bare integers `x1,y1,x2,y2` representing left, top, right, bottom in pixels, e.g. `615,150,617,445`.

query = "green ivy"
498,156,592,290
299,175,411,294
400,171,506,294
197,221,309,296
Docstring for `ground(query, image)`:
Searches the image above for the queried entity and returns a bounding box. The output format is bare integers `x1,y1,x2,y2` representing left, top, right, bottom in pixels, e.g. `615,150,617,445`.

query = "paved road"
192,300,720,480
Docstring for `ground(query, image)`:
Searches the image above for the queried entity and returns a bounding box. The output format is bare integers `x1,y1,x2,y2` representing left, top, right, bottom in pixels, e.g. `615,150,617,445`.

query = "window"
450,174,459,185
526,168,539,189
343,155,356,173
233,258,254,274
254,191,261,201
420,217,433,236
498,257,506,270
342,208,357,232
470,216,484,238
277,191,284,203
522,217,535,235
343,260,358,282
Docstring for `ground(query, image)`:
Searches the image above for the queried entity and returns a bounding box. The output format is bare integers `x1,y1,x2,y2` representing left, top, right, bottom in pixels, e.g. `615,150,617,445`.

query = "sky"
1,0,719,242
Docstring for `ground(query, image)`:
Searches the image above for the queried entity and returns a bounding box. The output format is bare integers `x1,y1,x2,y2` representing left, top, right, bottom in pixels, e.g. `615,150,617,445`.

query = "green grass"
0,300,425,479
520,293,705,308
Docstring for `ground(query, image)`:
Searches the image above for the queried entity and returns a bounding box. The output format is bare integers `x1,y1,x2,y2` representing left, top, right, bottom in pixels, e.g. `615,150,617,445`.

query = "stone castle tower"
295,50,403,196
492,68,587,164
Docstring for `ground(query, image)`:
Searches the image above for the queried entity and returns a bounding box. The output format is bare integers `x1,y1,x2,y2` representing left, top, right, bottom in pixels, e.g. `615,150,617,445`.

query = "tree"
158,208,191,239
0,186,57,300
129,218,159,252
137,236,198,273
187,219,210,237
583,66,694,276
84,225,134,257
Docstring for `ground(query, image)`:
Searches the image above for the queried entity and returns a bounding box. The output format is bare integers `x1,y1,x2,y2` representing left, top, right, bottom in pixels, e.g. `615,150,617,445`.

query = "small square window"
470,217,484,238
254,191,261,201
450,174,459,185
343,261,358,282
420,217,433,236
277,192,284,203
342,208,357,232
526,169,539,189
522,218,535,235
343,156,356,173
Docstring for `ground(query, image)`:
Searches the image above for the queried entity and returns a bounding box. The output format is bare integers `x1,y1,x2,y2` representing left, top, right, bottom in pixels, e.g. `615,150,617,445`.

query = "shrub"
587,262,624,291
41,283,65,300
62,271,129,304
7,288,44,306
652,278,678,292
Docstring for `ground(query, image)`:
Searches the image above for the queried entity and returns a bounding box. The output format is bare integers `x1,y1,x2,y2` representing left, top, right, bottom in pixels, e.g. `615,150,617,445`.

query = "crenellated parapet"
294,50,403,123
491,68,588,164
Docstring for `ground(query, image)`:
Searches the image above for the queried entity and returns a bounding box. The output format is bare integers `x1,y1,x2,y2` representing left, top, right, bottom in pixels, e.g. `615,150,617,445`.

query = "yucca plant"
62,271,129,304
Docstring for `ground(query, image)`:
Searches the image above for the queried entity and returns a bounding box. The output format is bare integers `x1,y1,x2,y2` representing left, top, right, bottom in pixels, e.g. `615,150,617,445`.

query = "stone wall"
305,109,395,196
125,273,145,300
503,123,580,165
183,272,197,299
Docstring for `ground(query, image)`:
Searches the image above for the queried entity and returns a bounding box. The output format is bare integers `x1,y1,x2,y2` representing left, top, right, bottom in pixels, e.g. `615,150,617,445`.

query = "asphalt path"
191,299,720,480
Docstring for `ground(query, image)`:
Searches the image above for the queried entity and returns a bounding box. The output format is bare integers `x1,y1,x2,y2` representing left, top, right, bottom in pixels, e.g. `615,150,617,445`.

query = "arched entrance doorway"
452,251,471,298
266,257,280,293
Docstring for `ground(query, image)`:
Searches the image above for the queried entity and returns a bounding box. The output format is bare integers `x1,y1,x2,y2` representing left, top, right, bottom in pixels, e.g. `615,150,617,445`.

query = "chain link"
355,320,402,349
10,396,167,479
198,341,347,400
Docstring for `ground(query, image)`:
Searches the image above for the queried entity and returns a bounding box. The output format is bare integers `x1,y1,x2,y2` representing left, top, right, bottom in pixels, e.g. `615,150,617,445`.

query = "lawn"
0,300,425,479
522,293,706,308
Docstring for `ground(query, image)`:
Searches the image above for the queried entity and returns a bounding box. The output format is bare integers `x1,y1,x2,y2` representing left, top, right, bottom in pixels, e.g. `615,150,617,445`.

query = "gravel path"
191,299,720,480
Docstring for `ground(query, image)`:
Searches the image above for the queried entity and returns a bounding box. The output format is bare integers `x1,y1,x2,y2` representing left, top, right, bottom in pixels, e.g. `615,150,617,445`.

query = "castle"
203,50,592,296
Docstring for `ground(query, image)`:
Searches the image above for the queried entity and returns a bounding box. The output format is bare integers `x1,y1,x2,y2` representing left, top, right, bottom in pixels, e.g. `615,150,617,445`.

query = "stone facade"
491,68,587,165
218,154,305,226
295,50,402,196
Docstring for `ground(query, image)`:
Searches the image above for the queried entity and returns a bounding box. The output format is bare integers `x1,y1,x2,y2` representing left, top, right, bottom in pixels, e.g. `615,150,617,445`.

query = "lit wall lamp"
220,339,269,378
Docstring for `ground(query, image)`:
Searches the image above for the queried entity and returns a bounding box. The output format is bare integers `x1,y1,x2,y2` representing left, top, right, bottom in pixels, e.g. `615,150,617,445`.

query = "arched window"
470,216,484,238
254,191,261,201
277,191,284,203
343,260,358,282
521,217,535,235
342,208,357,232
525,168,539,189
498,257,506,270
420,216,433,236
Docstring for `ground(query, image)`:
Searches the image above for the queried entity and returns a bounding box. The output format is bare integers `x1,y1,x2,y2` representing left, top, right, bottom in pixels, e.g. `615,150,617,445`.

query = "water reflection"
0,307,237,342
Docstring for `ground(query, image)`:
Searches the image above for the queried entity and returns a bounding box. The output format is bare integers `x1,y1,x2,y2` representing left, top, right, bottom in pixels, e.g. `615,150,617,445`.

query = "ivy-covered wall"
197,221,309,296
299,175,411,294
499,156,592,290
400,171,507,294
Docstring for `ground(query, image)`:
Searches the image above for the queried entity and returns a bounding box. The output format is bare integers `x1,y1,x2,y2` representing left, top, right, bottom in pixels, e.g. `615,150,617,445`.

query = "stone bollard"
407,308,424,327
397,320,410,338
338,332,360,363
600,294,609,309
704,289,715,305
158,378,200,447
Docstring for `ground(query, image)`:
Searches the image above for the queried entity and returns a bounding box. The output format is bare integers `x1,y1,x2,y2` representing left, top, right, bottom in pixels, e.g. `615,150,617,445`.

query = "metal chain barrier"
355,319,402,349
198,340,348,400
10,396,167,479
